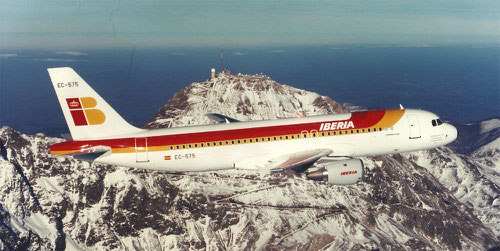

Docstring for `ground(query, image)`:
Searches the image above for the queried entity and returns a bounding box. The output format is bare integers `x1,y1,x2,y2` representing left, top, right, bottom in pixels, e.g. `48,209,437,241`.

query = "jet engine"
307,158,364,185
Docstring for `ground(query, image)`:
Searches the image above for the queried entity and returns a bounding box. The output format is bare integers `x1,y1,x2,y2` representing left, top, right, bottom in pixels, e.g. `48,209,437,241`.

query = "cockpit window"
431,119,443,127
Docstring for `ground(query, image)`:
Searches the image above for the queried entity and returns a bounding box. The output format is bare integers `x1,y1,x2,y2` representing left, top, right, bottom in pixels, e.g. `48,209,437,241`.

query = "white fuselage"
92,109,457,172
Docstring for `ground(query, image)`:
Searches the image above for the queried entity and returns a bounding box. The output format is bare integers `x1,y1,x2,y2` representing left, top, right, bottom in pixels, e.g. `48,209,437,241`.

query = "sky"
0,0,499,49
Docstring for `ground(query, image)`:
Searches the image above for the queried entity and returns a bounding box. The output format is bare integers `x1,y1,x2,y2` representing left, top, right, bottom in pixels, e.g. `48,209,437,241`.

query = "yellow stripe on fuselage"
373,109,405,129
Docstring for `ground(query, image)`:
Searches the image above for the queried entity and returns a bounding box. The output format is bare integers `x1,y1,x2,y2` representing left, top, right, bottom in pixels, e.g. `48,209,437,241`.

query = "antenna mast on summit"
220,49,223,70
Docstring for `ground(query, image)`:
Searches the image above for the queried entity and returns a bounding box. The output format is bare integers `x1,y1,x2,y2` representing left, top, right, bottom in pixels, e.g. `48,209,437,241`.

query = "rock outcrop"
0,72,498,250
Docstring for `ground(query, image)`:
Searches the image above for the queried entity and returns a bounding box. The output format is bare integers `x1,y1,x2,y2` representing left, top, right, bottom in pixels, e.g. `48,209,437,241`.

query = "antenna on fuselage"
220,49,223,70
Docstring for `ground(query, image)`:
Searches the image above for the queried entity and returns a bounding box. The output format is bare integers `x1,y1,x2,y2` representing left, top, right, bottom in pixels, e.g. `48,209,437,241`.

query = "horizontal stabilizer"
50,144,111,156
206,113,240,124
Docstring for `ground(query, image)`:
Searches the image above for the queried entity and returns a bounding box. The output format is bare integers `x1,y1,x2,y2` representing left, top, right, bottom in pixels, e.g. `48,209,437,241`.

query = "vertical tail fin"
47,67,143,140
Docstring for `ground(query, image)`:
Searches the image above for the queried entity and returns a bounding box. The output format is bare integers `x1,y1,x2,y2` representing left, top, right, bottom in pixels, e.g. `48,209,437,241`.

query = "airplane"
47,67,458,185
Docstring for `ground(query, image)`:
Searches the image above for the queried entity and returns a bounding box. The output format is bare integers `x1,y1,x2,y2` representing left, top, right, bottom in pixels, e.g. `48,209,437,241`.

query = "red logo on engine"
341,170,358,175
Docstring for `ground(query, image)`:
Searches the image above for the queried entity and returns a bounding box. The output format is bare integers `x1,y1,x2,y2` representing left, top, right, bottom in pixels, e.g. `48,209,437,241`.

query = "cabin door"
407,114,421,139
135,137,149,162
310,130,319,140
301,130,310,142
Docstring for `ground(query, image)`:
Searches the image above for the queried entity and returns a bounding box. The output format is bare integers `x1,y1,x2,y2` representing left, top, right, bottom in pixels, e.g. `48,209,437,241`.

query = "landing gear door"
407,114,421,139
135,137,149,162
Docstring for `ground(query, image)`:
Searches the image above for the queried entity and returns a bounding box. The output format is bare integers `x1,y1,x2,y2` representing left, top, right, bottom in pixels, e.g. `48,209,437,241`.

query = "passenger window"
188,144,192,148
291,135,295,139
379,127,382,131
273,137,277,141
321,132,325,136
327,132,331,136
367,129,371,132
170,146,173,150
333,132,336,135
362,129,365,133
256,138,259,142
373,128,377,132
194,144,198,147
312,133,316,137
356,129,359,133
237,140,241,144
279,136,282,140
339,131,342,135
350,130,354,134
285,136,289,140
243,139,247,143
176,145,179,149
201,143,204,147
182,145,186,149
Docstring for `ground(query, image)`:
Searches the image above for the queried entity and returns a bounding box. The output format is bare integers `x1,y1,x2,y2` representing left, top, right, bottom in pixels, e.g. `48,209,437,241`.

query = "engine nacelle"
307,159,364,185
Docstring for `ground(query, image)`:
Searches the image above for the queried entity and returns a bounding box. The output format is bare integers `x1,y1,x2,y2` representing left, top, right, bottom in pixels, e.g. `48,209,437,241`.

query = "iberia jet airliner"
48,67,457,185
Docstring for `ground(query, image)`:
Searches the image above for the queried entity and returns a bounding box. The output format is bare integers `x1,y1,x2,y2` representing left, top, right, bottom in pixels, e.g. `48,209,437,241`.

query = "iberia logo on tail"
65,97,106,126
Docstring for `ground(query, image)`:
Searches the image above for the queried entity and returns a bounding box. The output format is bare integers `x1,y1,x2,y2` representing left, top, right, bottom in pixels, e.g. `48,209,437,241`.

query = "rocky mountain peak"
144,71,343,129
0,73,498,249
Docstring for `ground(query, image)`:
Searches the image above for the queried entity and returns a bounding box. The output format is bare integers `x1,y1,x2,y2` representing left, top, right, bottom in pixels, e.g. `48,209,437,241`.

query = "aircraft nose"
447,124,458,142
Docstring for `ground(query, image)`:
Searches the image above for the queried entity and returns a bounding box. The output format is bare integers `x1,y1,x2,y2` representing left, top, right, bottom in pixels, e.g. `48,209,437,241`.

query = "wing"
235,149,332,171
206,113,240,124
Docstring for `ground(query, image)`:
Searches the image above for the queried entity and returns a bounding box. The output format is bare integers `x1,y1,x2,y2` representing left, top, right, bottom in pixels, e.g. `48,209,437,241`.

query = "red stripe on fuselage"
50,110,386,153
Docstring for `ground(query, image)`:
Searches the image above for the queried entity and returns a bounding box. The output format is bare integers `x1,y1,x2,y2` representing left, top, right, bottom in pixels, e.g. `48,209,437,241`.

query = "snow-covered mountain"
449,118,499,156
462,118,500,170
1,71,498,250
144,71,343,129
405,117,500,236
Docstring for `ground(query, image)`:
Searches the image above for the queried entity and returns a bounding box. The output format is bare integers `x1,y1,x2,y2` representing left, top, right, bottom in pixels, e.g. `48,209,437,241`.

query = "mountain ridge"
144,71,343,129
0,71,498,250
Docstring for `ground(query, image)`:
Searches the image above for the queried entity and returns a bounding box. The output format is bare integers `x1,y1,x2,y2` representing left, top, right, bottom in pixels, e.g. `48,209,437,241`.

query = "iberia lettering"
340,170,358,175
319,121,355,131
